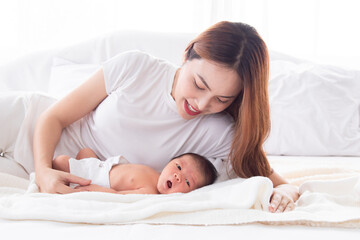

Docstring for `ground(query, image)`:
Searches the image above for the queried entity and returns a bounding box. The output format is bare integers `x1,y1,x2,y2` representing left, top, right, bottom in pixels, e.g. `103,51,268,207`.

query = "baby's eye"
185,179,190,187
176,164,181,170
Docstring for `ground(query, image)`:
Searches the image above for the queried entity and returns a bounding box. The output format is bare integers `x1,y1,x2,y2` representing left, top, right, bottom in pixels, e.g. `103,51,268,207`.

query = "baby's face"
157,155,205,194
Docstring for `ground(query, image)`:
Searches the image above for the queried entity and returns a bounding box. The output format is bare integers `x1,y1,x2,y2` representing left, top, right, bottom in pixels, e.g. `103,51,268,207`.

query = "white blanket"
0,159,359,228
0,173,272,224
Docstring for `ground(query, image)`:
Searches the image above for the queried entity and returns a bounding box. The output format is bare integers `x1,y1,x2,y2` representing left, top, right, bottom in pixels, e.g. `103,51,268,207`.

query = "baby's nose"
174,173,181,182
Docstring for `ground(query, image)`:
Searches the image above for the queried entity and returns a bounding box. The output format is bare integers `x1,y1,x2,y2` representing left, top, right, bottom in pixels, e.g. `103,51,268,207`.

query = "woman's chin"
178,110,199,120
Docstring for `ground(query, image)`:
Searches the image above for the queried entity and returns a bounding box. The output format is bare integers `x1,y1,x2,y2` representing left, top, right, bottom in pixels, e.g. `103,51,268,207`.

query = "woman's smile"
171,58,241,120
184,100,201,116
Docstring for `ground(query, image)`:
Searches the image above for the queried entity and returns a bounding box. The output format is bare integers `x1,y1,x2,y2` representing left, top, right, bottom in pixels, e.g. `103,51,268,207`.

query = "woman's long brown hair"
184,21,271,178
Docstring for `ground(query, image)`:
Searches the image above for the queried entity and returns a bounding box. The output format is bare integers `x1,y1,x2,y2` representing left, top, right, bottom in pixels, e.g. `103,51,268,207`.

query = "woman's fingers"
54,173,91,194
64,173,91,186
36,168,91,194
36,168,59,193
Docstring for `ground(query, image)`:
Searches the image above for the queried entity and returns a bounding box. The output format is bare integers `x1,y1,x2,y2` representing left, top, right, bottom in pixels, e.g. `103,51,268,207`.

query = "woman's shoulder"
201,112,234,129
102,50,174,93
192,112,234,142
120,50,152,59
103,50,174,78
107,50,164,67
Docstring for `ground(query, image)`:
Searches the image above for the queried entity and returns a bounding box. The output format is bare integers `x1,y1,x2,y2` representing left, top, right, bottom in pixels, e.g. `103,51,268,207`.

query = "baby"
52,148,218,194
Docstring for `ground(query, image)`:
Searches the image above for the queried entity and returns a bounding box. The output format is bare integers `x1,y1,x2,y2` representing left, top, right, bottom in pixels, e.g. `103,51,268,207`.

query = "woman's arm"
33,69,108,193
268,170,300,212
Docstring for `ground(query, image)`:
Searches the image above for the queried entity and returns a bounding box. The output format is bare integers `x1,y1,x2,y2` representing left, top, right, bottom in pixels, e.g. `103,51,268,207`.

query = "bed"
0,30,359,239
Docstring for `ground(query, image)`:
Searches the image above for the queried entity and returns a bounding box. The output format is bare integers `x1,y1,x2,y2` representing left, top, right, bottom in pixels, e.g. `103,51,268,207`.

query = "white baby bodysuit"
69,156,129,188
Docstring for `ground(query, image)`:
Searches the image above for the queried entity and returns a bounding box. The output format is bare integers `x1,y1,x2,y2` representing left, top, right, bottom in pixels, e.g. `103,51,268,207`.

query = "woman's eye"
186,179,190,187
193,79,205,90
217,98,229,104
176,164,181,170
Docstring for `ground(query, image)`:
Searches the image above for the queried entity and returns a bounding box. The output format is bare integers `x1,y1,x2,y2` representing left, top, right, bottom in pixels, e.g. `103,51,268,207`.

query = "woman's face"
171,58,242,120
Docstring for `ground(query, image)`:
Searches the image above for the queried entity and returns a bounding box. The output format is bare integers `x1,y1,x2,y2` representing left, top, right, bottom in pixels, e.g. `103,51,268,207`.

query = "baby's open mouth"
167,180,172,188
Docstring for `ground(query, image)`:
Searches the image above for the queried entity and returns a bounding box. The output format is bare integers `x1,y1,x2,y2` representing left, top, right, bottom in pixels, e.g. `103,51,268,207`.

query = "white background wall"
0,0,359,69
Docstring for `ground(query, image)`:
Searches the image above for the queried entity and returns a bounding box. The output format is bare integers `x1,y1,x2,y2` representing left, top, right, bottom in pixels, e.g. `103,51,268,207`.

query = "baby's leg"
76,148,98,159
53,148,97,174
52,155,71,172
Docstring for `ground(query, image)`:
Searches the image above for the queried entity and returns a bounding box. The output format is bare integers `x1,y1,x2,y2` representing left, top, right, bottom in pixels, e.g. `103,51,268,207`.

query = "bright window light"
0,0,359,69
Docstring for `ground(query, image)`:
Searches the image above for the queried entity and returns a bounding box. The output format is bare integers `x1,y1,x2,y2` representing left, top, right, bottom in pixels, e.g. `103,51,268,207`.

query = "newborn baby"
52,148,218,194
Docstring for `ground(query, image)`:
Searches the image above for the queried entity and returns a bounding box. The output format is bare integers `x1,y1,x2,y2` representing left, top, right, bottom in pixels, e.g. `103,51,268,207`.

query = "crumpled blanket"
0,173,272,224
0,164,359,228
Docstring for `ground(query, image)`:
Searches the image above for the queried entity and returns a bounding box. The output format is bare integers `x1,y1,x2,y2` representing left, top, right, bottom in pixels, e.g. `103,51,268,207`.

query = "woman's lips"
184,100,201,116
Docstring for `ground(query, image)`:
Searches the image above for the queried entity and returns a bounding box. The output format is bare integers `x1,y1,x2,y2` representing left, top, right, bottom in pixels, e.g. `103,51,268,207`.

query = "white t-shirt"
79,51,235,180
15,51,235,180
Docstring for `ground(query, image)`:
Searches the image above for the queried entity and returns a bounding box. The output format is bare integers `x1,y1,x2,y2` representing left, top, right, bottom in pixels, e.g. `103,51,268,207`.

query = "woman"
19,21,297,212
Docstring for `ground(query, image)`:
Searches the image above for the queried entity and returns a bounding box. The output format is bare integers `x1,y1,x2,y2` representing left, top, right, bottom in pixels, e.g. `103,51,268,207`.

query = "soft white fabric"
0,31,194,94
0,51,56,93
69,156,128,188
80,50,235,180
0,160,359,227
54,30,194,67
48,57,100,99
1,92,88,174
0,174,273,224
0,92,56,175
264,54,360,156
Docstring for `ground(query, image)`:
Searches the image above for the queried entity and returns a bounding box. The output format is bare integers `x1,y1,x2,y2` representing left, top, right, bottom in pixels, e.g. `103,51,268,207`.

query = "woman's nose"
197,96,212,111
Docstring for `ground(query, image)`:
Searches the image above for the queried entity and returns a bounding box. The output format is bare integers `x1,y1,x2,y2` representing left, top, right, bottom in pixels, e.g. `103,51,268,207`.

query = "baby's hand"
269,184,299,213
75,184,117,193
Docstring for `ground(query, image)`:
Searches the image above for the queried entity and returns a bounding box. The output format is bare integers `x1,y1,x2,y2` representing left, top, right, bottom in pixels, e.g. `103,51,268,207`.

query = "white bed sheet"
1,218,359,240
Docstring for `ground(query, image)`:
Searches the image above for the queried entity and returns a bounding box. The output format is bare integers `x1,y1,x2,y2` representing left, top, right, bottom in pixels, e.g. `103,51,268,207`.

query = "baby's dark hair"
173,153,218,187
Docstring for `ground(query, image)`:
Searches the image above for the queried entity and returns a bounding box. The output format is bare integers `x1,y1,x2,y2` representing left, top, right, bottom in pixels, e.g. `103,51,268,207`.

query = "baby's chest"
109,165,157,191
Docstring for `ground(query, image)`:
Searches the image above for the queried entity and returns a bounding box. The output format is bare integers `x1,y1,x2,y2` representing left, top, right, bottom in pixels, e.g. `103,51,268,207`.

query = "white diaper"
69,156,128,188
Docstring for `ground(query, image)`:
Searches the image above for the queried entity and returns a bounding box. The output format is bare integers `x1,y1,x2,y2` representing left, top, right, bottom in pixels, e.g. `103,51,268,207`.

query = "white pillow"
264,56,360,156
48,57,100,99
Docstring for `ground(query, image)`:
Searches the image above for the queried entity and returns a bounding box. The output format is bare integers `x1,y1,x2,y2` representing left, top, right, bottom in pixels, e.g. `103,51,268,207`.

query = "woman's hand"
269,183,299,213
36,167,91,194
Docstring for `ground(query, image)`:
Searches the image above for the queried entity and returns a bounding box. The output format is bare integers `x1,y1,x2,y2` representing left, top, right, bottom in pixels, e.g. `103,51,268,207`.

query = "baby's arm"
75,184,158,194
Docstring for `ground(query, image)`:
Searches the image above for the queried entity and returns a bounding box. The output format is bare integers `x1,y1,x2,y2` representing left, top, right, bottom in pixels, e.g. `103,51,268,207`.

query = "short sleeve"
102,50,151,94
207,123,237,182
